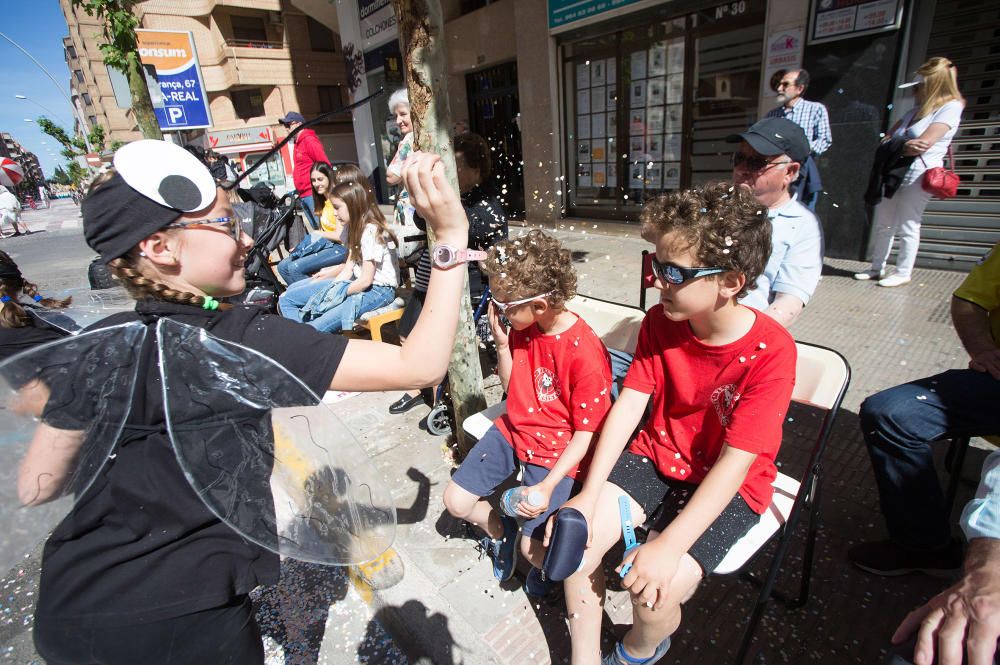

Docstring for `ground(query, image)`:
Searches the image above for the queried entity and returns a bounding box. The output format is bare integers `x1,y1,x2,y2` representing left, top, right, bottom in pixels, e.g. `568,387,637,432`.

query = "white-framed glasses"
490,291,554,313
166,216,241,242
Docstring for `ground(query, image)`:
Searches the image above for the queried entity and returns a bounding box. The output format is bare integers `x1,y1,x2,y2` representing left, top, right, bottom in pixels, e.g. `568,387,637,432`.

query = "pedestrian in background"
0,185,27,236
766,68,832,211
279,111,332,231
855,57,965,288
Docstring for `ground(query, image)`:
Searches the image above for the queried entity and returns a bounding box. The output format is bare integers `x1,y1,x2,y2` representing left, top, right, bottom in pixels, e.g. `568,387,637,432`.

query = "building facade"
322,0,997,271
0,132,44,189
59,0,358,194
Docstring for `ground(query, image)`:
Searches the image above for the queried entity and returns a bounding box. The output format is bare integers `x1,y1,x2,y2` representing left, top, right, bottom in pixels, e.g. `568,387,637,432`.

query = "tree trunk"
126,52,163,140
392,0,486,458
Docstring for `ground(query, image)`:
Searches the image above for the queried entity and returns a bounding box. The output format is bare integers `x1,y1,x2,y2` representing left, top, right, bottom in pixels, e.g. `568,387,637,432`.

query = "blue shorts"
451,426,581,540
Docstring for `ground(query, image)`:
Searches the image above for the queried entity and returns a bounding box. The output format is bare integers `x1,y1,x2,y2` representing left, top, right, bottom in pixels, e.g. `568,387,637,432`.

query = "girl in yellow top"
277,162,348,284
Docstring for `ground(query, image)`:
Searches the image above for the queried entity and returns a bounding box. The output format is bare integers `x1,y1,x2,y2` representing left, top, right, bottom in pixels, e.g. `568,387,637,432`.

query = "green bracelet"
201,296,220,311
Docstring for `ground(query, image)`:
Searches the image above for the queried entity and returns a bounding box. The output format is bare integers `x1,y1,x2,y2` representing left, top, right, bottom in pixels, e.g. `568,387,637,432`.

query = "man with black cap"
727,116,823,328
279,111,331,230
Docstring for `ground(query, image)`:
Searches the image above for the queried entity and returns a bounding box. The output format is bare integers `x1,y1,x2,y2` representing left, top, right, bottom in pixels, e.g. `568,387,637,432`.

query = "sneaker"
524,567,557,598
848,539,963,577
601,637,671,665
853,269,884,281
476,516,519,582
878,274,911,287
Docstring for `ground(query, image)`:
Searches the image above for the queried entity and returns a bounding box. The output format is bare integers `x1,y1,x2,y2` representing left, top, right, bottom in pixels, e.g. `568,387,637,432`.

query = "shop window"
318,85,344,113
307,17,336,52
231,15,268,43
231,88,266,119
244,151,286,191
561,4,763,218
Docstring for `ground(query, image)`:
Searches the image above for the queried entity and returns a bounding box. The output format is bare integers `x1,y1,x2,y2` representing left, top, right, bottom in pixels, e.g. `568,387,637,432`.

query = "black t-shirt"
34,299,348,626
0,312,71,363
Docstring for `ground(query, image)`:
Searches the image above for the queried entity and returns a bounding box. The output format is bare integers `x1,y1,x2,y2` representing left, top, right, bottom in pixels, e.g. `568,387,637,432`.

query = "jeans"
277,237,347,285
859,368,1000,549
299,195,320,230
279,278,395,333
869,181,933,278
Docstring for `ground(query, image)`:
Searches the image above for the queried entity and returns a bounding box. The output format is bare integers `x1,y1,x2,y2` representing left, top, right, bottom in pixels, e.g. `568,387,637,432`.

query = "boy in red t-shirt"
443,230,613,593
555,184,796,664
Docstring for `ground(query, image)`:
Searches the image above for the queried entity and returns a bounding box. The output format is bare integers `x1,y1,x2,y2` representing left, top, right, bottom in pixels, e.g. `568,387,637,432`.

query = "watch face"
433,245,456,267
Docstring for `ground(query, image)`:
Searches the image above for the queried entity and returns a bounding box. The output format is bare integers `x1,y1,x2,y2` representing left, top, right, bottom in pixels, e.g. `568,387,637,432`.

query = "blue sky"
0,1,79,179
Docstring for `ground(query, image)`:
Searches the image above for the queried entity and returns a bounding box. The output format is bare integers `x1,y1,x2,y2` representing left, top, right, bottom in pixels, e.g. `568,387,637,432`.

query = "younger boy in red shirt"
443,229,612,593
555,183,796,664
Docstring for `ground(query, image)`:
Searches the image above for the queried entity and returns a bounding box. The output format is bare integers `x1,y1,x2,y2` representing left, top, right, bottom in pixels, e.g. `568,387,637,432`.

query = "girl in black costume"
27,141,469,665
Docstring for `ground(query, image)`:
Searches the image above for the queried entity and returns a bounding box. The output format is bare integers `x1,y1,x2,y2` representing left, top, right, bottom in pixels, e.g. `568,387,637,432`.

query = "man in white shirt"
727,117,824,328
766,69,832,211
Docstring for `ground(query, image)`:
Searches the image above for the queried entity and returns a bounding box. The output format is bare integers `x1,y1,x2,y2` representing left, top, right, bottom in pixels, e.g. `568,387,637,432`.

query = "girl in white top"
856,57,965,287
279,180,399,333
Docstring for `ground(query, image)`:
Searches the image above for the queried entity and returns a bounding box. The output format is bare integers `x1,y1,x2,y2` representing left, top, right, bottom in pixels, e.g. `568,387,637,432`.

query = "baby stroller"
424,285,496,436
231,183,303,311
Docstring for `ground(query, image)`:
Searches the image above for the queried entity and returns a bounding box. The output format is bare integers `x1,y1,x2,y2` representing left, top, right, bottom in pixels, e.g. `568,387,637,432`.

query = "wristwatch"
431,244,487,269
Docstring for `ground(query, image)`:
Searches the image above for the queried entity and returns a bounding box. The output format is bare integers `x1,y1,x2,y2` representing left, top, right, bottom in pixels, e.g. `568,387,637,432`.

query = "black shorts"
398,289,426,339
607,452,759,576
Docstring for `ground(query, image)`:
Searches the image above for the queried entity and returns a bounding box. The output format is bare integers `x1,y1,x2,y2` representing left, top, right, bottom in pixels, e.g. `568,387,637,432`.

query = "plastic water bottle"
500,487,544,517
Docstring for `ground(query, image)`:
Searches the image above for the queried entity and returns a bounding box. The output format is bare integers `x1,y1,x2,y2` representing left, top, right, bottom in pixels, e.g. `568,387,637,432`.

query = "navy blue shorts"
451,426,581,540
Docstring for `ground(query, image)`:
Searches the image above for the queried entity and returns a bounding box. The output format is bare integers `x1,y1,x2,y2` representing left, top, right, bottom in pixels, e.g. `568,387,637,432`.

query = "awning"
214,141,274,156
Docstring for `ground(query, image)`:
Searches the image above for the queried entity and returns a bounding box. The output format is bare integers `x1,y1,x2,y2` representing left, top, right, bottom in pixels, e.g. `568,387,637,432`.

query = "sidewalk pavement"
2,206,991,664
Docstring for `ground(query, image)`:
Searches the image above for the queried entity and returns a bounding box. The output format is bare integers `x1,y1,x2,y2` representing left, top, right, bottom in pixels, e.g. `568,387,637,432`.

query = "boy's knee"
442,481,472,519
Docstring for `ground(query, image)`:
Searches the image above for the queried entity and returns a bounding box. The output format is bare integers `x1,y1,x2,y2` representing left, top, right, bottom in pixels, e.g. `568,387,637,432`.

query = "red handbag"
921,146,960,199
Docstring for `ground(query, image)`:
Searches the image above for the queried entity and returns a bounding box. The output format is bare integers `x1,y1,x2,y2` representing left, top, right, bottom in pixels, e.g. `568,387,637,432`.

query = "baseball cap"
726,117,810,164
898,75,923,89
278,111,306,126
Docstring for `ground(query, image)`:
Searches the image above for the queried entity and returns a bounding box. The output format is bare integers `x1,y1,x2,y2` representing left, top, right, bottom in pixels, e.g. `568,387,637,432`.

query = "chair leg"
792,476,821,609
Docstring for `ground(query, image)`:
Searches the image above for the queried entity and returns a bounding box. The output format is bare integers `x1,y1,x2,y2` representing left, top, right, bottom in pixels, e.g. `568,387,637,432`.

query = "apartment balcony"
137,0,281,19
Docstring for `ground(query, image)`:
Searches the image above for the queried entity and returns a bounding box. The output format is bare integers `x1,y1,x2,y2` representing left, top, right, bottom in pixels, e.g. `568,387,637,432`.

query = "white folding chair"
715,342,851,664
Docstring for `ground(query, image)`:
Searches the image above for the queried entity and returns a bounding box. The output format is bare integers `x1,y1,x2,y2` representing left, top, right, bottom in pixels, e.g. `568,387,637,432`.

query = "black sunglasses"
731,152,791,173
651,257,725,285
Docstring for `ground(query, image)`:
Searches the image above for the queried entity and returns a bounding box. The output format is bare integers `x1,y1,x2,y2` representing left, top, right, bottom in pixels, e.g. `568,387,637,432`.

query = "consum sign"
136,30,213,131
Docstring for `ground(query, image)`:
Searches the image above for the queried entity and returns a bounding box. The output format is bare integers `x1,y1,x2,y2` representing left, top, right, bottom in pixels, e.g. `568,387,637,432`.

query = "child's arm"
487,302,512,391
548,387,650,540
619,443,755,610
332,260,356,282
346,261,375,294
329,153,468,392
518,429,595,518
310,264,345,281
17,423,85,506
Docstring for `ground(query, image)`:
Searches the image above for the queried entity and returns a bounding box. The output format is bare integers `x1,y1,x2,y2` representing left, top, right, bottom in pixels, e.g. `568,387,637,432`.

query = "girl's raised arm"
330,153,469,392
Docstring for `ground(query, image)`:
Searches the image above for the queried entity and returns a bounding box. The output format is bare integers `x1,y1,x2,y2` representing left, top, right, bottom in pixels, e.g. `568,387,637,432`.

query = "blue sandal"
601,637,671,665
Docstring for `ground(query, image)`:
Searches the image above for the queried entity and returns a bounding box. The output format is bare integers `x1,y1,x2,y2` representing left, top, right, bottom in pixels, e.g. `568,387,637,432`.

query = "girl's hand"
487,301,509,349
310,265,342,281
401,152,467,242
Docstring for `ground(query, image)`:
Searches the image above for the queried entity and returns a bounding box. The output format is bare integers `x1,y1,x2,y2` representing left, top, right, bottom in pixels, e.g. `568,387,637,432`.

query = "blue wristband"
619,495,639,577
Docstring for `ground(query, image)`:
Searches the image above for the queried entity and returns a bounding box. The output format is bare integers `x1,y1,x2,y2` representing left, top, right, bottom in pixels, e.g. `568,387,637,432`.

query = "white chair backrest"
567,295,645,354
791,343,849,411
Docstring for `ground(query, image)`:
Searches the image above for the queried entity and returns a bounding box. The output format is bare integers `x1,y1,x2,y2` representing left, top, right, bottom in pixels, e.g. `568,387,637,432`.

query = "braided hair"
0,250,72,328
108,255,232,311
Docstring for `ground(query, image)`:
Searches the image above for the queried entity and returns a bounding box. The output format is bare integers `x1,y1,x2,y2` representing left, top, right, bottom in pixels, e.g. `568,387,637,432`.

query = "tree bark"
392,0,486,457
126,52,162,140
